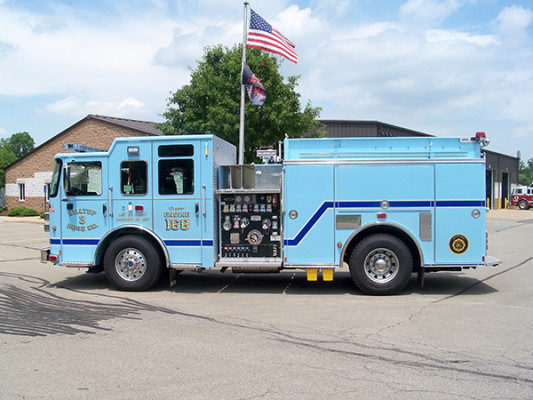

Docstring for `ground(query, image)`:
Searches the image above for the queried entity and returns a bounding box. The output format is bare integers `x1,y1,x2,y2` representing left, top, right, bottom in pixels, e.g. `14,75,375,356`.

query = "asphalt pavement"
0,210,532,399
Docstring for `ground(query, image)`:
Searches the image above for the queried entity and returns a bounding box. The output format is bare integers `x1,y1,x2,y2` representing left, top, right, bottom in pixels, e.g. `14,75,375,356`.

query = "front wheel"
518,200,529,210
104,235,162,291
349,234,413,295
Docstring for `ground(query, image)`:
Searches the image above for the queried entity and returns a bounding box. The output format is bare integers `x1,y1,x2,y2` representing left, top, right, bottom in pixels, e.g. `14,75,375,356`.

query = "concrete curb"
0,216,44,224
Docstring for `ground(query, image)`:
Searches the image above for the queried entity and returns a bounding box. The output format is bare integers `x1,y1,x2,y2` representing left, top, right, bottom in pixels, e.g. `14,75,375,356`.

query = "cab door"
152,141,204,267
58,158,110,265
108,140,153,232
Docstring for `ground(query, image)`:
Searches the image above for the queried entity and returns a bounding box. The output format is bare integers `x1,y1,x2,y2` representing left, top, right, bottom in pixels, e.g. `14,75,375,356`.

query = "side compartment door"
59,159,110,265
434,162,486,265
283,164,335,265
152,141,203,267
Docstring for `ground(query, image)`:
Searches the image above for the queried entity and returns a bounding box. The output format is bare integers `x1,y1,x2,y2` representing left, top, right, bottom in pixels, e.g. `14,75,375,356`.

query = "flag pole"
239,1,249,165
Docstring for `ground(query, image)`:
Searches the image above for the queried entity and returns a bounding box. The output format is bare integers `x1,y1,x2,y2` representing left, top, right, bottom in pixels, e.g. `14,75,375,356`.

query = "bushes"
7,207,40,217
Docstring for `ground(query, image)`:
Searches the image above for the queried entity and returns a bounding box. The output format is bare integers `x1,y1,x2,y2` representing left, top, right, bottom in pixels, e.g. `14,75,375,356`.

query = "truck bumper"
40,247,50,263
485,255,502,266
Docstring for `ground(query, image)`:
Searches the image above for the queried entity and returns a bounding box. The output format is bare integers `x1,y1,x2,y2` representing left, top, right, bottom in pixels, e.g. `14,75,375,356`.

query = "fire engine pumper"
41,132,500,295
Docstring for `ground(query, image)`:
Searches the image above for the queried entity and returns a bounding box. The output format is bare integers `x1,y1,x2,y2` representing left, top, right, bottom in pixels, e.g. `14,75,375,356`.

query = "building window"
18,183,25,201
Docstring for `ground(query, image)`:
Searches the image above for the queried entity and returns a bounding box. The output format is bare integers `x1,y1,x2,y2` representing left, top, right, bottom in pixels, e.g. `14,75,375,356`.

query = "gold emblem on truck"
449,234,469,254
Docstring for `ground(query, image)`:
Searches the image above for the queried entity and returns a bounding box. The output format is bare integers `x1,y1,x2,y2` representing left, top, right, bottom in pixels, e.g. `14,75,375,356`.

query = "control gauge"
235,195,242,204
243,195,251,204
246,230,264,245
222,219,232,231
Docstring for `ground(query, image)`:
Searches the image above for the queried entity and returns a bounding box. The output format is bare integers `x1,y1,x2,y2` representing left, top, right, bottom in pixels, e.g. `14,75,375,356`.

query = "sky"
1,0,532,160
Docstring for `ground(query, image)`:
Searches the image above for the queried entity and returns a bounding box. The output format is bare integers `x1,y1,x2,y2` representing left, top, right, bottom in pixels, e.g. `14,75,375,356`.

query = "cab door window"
121,161,147,195
159,159,194,195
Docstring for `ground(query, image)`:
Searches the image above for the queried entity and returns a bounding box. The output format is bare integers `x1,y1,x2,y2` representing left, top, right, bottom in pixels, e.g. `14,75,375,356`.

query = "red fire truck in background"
510,184,533,210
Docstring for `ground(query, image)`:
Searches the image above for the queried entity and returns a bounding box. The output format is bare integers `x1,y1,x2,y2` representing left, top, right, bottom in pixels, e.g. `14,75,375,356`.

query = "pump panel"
219,193,281,259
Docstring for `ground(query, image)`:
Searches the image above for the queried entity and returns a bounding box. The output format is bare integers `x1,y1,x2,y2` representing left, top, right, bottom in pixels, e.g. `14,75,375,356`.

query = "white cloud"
0,2,182,108
118,97,146,111
426,30,498,46
275,5,323,38
44,96,80,114
44,95,148,117
496,5,533,45
154,19,241,68
400,0,462,26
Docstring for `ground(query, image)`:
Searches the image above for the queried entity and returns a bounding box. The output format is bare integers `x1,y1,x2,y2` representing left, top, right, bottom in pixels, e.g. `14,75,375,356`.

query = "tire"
518,200,529,210
103,235,162,291
349,234,413,295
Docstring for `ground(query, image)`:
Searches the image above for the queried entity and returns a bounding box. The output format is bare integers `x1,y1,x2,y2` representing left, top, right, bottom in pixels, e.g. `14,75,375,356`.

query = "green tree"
161,44,324,162
0,131,35,158
0,147,17,188
0,131,35,188
519,158,533,185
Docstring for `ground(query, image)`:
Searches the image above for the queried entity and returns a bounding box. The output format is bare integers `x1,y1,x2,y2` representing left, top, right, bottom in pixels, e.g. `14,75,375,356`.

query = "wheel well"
95,228,168,268
342,224,422,272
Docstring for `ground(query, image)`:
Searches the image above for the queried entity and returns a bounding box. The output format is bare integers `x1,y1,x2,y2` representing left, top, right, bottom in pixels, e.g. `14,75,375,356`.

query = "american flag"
246,9,297,64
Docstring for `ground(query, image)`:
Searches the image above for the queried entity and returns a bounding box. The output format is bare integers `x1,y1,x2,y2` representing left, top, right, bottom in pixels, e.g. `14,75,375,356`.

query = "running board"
215,258,282,271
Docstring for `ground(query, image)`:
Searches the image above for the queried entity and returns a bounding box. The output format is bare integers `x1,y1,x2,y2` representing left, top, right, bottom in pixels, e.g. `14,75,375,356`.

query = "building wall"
321,120,431,138
485,150,520,209
5,118,151,213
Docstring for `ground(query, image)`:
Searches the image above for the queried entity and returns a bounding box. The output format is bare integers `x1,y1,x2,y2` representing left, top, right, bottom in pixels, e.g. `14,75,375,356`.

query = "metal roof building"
319,120,519,209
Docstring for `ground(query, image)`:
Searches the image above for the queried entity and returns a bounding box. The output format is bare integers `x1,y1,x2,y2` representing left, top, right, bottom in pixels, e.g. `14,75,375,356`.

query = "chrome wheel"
363,247,399,284
349,234,413,295
518,200,529,210
115,248,146,282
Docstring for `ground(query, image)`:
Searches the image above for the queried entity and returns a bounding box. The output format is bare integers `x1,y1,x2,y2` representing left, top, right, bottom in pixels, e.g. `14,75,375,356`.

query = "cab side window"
65,161,102,196
158,145,194,195
121,161,147,195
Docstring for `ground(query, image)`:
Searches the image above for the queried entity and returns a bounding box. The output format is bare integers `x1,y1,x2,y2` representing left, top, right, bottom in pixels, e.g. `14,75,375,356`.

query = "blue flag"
242,64,267,106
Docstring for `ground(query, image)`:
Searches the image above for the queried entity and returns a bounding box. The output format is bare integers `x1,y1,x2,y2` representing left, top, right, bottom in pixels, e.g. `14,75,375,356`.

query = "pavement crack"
434,256,533,303
271,336,533,386
370,256,533,339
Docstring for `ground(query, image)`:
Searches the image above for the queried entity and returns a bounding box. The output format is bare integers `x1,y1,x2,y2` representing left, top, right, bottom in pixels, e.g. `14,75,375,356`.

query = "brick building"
4,115,162,213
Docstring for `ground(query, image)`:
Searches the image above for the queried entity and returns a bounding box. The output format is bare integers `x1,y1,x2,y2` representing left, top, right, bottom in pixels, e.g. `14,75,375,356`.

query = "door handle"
103,204,107,216
108,186,113,217
202,185,206,217
195,202,199,216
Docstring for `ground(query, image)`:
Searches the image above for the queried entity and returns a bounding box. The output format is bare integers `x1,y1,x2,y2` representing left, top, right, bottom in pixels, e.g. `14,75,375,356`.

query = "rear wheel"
104,235,162,291
349,234,413,295
518,200,529,210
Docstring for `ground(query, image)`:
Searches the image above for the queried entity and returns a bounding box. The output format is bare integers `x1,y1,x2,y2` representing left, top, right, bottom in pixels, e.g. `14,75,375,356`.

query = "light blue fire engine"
41,133,499,295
